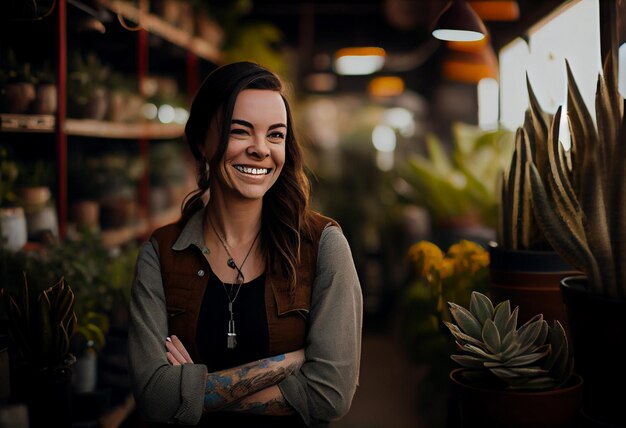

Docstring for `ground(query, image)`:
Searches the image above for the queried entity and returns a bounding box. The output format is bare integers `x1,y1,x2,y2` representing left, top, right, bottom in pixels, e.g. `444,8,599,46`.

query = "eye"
268,131,286,141
230,128,249,136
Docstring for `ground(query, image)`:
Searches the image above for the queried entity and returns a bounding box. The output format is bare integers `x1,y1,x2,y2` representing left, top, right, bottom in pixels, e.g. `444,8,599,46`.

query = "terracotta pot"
18,186,51,212
1,82,35,114
32,83,57,115
561,276,626,427
83,87,109,120
71,200,100,230
449,368,583,428
488,242,578,333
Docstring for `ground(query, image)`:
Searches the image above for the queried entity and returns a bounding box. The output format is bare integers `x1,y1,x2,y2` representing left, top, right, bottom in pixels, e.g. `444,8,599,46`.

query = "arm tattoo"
228,396,294,416
230,366,290,396
203,353,298,412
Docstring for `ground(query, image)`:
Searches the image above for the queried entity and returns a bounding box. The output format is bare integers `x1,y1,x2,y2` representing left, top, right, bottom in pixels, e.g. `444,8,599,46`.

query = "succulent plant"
444,291,573,390
525,53,626,298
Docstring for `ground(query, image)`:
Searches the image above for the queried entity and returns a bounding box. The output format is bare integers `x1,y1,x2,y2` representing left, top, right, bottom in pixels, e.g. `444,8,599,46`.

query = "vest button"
197,269,205,277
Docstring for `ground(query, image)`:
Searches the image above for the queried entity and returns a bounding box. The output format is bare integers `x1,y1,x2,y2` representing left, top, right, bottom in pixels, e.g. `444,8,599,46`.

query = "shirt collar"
172,208,205,251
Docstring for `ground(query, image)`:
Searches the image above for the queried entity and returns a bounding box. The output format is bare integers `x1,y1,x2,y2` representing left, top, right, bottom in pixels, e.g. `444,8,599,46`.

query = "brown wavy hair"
182,61,314,289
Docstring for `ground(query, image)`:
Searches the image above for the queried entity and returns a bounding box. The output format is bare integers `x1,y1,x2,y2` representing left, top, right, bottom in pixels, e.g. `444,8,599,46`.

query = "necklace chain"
207,218,260,350
208,218,259,288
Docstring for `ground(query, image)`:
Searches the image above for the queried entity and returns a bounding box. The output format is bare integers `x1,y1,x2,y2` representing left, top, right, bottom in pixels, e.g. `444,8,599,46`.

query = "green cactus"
1,274,77,370
444,291,573,390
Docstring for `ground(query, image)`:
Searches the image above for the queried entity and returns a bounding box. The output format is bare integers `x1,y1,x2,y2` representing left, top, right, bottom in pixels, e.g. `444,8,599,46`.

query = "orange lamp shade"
468,1,520,21
442,46,498,83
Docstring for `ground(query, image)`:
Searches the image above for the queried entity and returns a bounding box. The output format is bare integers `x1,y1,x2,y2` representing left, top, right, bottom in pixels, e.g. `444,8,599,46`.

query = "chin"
233,186,271,200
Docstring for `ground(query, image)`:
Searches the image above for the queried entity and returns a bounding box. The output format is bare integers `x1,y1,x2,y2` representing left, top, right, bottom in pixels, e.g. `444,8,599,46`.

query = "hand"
165,335,194,366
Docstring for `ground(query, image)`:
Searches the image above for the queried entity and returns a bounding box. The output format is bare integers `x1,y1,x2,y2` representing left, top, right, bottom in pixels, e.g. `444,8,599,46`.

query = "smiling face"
203,89,288,201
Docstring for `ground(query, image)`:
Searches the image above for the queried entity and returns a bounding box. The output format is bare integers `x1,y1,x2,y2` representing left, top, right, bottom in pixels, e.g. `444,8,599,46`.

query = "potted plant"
397,123,514,248
15,159,58,241
489,80,579,328
31,61,57,115
67,50,110,120
400,239,490,428
0,49,35,114
525,53,626,426
0,274,77,427
444,291,582,428
68,155,103,232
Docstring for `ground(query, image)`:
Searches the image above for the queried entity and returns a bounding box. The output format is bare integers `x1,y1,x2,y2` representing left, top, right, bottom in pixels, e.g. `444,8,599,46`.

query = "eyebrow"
231,119,287,131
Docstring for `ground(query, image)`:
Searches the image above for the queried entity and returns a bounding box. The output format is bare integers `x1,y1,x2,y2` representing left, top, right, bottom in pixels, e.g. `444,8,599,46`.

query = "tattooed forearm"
228,396,294,416
203,351,303,413
230,365,290,396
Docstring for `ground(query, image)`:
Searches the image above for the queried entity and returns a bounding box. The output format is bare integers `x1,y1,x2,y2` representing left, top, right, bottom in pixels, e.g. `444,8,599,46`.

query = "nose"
247,134,271,159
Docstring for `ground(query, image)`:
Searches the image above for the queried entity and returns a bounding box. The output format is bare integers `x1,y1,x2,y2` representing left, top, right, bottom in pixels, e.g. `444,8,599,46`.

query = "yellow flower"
407,241,444,279
446,239,489,274
438,258,455,279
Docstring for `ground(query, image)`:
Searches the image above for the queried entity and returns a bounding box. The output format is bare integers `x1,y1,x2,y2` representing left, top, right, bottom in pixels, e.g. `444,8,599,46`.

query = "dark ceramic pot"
449,368,583,428
561,276,626,427
488,242,579,329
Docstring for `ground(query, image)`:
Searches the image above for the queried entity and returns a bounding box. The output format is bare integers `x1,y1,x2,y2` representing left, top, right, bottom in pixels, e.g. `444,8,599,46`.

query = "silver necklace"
208,219,260,349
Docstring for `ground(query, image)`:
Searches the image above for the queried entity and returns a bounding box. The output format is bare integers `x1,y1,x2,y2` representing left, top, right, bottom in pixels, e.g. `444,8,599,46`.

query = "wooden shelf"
0,114,184,139
65,119,184,139
0,114,55,132
97,0,222,63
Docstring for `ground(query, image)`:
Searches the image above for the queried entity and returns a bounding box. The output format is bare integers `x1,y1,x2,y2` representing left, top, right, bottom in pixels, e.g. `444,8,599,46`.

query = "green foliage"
398,123,514,228
1,230,140,356
222,22,288,79
0,275,77,370
401,240,490,365
445,291,573,391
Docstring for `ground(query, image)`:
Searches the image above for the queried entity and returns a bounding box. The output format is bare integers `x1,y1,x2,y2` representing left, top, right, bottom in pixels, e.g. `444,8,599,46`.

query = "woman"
128,61,362,427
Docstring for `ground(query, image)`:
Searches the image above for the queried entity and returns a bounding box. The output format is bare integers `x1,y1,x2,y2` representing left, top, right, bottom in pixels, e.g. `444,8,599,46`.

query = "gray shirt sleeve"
279,226,363,427
128,239,207,425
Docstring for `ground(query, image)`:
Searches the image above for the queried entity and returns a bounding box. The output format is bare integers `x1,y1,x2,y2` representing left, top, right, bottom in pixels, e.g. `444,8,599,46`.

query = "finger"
171,335,194,363
166,340,187,364
166,351,180,366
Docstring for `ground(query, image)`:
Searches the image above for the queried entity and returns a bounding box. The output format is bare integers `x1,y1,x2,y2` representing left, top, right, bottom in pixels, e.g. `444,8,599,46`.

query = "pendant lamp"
432,0,488,42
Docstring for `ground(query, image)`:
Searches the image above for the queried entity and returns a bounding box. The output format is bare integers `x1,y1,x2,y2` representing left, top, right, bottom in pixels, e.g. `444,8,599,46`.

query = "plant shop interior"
1,0,626,427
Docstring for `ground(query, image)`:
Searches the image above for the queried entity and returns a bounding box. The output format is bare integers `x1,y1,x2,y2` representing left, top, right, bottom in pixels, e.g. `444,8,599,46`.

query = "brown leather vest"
151,212,337,361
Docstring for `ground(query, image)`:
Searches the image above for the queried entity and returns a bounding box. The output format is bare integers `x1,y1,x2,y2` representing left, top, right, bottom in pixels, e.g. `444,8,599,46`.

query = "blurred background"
1,0,624,427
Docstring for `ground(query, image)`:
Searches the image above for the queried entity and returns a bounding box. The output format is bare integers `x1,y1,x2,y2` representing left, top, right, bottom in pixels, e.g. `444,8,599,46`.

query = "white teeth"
235,166,269,175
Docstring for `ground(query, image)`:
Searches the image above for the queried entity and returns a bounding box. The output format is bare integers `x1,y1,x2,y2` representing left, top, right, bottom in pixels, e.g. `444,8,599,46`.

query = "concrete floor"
331,333,430,428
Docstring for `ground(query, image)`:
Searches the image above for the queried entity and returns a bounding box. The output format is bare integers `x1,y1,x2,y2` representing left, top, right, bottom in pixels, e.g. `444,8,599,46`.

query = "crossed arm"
165,335,304,415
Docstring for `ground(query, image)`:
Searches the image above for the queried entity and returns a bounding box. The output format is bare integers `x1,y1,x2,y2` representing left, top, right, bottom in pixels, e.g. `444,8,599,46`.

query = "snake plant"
1,274,77,370
498,77,554,250
444,291,573,390
525,53,625,299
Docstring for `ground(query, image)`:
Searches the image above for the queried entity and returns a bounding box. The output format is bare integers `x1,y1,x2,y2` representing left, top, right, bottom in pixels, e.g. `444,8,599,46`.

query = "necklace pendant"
227,319,237,349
